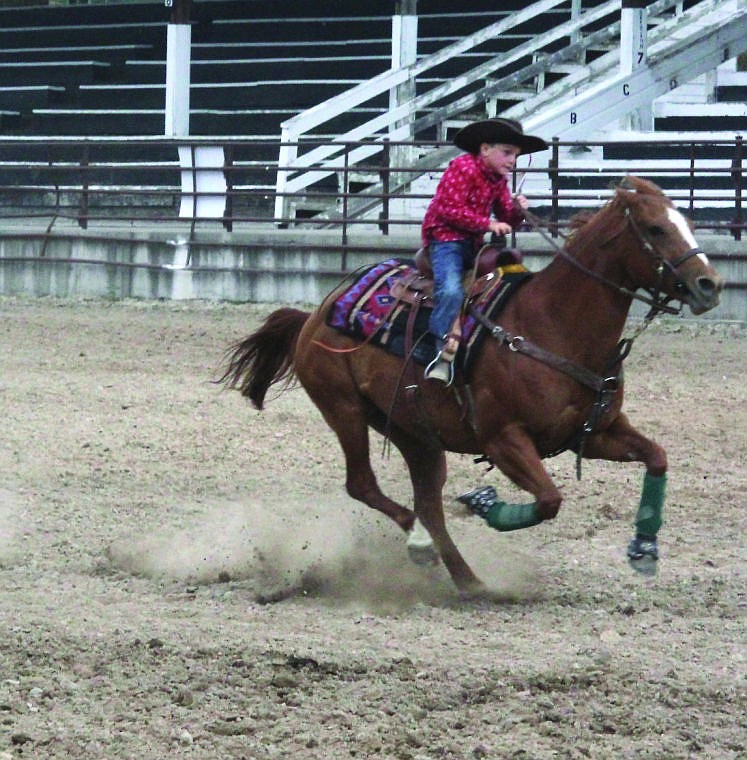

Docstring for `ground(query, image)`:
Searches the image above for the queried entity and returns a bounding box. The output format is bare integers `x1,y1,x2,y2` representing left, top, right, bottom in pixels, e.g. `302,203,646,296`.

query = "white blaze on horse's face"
667,207,709,264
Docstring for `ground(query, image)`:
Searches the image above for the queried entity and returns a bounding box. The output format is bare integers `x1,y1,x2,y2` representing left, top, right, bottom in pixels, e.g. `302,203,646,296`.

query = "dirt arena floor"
0,296,744,759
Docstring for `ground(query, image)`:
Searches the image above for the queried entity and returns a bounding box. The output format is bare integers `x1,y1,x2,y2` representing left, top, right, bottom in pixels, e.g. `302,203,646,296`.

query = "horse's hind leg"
294,328,416,531
311,396,416,532
389,430,484,594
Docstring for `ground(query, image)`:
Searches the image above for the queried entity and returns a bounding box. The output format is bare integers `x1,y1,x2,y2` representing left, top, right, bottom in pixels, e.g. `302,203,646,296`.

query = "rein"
485,201,688,389
466,307,615,394
522,208,682,316
469,302,633,479
468,292,626,477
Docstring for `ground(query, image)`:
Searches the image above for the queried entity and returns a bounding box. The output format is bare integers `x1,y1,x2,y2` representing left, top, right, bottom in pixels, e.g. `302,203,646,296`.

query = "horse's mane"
567,210,595,232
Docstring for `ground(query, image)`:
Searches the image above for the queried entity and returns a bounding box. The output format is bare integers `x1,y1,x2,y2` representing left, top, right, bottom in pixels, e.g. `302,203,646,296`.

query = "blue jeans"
428,239,473,347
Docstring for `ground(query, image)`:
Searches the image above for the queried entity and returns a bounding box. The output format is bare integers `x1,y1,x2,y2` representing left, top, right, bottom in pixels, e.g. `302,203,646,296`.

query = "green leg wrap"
484,500,542,532
635,472,666,537
458,486,542,532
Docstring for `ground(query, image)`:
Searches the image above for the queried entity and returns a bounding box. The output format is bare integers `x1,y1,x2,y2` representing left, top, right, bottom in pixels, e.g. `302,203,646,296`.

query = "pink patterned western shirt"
421,152,524,251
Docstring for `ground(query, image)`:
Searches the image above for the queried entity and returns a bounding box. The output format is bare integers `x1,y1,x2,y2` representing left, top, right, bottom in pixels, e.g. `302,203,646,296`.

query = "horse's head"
611,177,723,315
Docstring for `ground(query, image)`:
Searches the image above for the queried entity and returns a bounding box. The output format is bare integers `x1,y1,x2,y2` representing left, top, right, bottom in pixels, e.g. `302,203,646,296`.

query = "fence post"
274,127,297,226
188,143,197,241
78,144,89,230
688,141,696,219
342,144,350,268
732,135,743,241
49,148,60,222
550,137,559,237
379,139,390,235
223,144,233,233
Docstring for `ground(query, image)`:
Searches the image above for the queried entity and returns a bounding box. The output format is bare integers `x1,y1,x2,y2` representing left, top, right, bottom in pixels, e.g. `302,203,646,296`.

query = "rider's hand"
514,194,529,210
489,220,512,236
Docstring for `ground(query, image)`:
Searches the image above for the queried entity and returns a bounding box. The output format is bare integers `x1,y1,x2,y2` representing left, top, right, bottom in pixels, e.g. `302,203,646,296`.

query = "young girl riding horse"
422,118,547,384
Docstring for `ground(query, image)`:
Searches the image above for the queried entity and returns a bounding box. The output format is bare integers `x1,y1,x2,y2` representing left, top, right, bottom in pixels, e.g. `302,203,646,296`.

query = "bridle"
621,206,704,311
523,200,703,317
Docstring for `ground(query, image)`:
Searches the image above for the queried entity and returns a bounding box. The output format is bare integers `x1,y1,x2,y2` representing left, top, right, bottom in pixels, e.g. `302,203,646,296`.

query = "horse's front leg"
580,412,668,575
460,424,563,531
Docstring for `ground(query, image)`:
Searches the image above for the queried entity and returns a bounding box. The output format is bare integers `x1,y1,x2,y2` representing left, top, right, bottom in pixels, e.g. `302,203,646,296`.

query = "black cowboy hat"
453,118,547,155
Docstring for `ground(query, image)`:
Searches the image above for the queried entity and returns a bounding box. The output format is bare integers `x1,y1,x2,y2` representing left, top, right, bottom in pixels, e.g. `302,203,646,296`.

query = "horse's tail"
217,307,310,410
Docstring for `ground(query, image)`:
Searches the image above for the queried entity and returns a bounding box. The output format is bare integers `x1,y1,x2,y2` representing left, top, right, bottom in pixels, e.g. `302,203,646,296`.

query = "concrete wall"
0,228,744,321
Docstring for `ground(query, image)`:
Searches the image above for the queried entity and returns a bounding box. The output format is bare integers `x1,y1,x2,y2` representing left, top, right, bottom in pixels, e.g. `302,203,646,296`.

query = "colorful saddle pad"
326,257,532,376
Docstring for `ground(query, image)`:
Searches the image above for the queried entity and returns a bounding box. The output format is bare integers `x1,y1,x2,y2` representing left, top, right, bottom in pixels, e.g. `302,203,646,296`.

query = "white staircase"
515,1,746,137
275,0,747,223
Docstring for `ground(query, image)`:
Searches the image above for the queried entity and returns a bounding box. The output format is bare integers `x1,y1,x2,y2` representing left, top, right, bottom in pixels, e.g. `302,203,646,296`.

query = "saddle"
325,249,533,377
390,244,524,306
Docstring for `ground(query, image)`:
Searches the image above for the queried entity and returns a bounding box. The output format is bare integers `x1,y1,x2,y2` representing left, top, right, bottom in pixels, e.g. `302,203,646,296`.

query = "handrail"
279,2,625,192
280,0,569,134
274,0,696,219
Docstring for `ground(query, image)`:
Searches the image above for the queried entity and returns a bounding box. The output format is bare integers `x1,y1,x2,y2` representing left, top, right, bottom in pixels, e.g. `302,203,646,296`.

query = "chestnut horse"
218,177,723,594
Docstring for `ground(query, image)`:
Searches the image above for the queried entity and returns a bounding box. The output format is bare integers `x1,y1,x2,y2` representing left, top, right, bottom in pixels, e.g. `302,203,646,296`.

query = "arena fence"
0,134,744,318
0,134,744,233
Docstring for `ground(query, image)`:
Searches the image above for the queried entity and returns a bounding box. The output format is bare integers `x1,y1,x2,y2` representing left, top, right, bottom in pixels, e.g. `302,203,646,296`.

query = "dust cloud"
105,495,541,609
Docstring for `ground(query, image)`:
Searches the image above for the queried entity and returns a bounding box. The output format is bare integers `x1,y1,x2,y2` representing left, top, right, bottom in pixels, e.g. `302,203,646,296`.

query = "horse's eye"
648,225,665,236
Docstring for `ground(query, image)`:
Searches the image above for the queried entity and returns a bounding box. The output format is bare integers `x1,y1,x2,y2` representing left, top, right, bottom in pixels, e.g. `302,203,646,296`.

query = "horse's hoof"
457,581,489,601
627,535,659,577
456,485,498,518
407,519,440,566
407,542,440,567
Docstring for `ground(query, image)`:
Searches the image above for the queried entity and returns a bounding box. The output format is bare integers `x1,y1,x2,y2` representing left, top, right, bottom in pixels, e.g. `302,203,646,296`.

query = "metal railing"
0,134,743,248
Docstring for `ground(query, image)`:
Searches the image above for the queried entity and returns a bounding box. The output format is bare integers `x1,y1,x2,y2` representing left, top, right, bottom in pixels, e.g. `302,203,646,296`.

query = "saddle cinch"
389,244,525,307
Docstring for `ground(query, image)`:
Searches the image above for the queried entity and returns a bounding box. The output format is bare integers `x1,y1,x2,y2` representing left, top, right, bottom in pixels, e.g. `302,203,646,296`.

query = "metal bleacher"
0,0,402,196
0,0,515,212
0,0,596,141
0,1,401,139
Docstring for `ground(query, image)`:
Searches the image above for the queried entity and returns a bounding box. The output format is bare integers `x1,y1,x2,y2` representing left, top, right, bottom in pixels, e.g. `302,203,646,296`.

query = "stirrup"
424,353,455,386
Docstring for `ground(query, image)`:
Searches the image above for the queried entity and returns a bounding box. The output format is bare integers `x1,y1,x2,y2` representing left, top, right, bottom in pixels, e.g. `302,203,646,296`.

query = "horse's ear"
616,175,666,198
613,176,637,193
612,177,643,212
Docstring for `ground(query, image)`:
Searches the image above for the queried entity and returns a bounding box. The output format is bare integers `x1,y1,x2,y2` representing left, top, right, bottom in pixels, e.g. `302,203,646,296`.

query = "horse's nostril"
696,276,722,301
